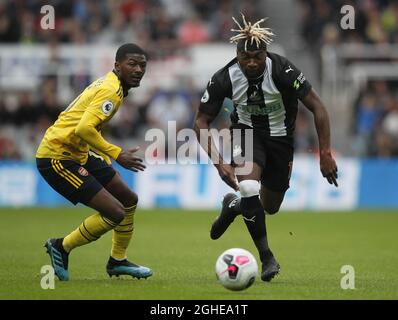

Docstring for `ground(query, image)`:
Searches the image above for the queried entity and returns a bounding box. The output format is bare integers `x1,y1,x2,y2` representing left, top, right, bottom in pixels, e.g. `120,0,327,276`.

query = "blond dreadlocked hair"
230,13,275,51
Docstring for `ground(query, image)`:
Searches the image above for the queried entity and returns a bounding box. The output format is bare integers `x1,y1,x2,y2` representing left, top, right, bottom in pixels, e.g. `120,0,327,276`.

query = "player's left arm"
279,56,338,187
75,86,146,172
75,91,122,162
301,89,338,187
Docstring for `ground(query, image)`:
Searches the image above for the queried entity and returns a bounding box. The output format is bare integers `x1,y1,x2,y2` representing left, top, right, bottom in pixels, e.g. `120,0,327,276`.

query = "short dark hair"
115,43,147,62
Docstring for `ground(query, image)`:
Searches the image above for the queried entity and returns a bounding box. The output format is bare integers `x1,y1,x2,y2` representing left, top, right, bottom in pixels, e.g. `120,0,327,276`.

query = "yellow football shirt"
36,71,125,165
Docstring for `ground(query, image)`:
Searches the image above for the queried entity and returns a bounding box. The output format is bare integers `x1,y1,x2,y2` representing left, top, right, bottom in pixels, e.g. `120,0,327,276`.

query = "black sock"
258,241,273,263
56,238,68,255
240,195,270,261
230,198,241,216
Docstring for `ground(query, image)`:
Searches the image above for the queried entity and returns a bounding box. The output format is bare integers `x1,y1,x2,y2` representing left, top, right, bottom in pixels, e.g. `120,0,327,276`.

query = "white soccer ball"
215,248,258,291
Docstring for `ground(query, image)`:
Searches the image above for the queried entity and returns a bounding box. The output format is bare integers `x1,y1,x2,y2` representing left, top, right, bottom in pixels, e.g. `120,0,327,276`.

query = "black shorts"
36,153,117,205
231,123,294,192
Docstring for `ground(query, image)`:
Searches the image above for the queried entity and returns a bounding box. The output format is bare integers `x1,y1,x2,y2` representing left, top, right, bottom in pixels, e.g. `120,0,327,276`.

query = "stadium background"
1,0,397,209
0,0,397,301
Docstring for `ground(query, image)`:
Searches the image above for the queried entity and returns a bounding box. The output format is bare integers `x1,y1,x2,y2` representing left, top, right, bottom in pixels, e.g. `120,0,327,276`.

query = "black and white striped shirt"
199,52,312,138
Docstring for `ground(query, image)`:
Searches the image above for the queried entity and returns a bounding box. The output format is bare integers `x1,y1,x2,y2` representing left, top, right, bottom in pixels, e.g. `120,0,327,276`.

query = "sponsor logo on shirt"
293,72,306,90
243,102,282,116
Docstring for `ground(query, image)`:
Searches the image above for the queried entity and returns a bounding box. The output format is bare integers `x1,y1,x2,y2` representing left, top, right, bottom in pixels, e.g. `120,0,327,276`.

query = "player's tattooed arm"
194,111,239,191
301,88,338,187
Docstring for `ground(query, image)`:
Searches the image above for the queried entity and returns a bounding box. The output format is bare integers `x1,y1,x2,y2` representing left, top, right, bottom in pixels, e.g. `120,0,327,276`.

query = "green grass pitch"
0,208,397,300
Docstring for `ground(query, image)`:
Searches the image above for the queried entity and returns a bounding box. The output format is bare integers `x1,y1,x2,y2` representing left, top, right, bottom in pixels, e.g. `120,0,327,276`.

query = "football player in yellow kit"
36,43,152,281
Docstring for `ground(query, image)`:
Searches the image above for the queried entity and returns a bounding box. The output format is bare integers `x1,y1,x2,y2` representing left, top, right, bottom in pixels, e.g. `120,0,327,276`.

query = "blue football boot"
44,238,69,281
106,256,152,279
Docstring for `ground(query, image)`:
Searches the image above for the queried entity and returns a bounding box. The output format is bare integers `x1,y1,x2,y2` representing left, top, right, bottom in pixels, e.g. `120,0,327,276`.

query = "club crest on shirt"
78,167,89,176
249,90,261,101
101,101,114,115
201,89,209,103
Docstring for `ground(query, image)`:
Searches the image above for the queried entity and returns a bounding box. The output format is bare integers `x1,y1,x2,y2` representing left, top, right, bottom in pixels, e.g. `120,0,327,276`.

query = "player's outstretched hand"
320,153,338,187
116,147,146,172
215,163,239,191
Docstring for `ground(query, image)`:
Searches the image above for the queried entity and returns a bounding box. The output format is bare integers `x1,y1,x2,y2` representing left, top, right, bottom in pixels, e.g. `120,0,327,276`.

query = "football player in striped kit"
194,15,338,282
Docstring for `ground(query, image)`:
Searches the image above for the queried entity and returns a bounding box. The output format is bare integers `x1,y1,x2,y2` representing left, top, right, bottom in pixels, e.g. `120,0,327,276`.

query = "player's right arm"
75,87,145,172
301,89,338,186
194,77,239,191
275,54,337,187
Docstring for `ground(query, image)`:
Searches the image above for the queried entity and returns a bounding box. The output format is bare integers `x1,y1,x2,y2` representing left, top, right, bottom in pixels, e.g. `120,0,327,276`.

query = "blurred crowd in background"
0,0,397,160
352,80,398,158
0,0,263,57
300,0,398,47
299,0,398,157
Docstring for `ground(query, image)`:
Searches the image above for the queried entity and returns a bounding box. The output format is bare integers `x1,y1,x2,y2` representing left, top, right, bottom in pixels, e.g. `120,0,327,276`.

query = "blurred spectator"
177,14,210,46
295,108,317,154
146,89,193,159
352,80,398,158
96,10,137,44
146,89,192,132
377,101,398,157
0,134,21,160
353,93,384,156
0,1,20,42
356,94,383,136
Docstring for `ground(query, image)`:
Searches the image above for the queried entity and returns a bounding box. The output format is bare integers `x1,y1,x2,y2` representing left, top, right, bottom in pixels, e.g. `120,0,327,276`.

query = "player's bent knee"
103,203,125,225
129,191,138,207
118,189,138,208
264,205,281,215
239,180,260,198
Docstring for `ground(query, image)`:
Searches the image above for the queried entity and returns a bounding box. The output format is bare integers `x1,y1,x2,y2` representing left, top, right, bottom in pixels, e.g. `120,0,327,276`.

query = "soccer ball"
215,248,258,291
